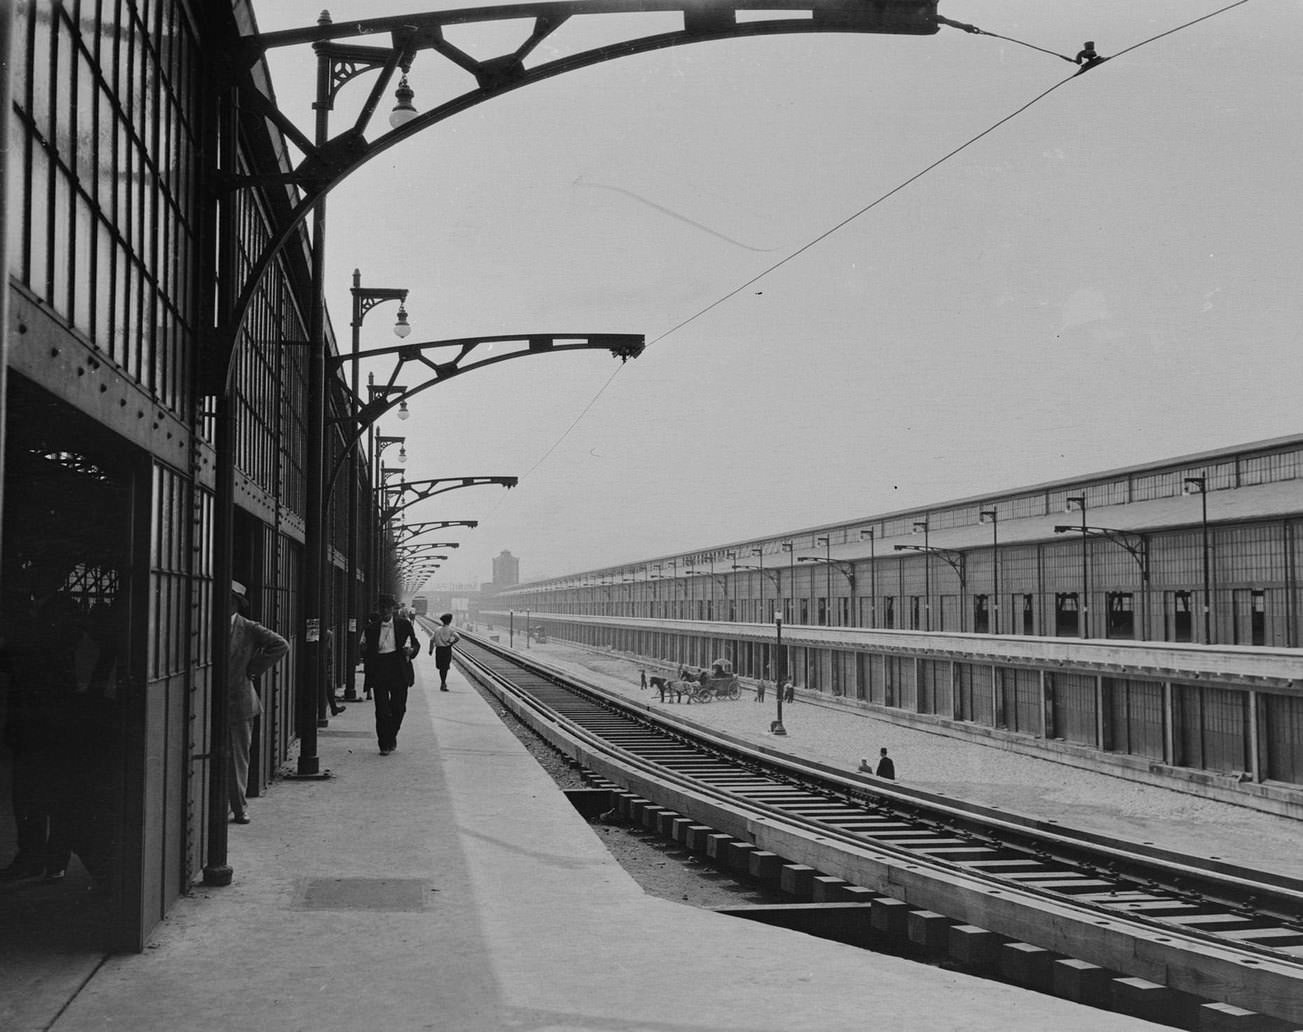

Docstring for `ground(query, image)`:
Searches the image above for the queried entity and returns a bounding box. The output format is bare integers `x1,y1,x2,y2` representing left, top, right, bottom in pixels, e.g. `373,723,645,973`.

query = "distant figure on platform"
365,597,420,754
755,677,767,702
639,669,647,691
426,612,460,692
783,678,795,703
228,582,289,824
875,747,895,780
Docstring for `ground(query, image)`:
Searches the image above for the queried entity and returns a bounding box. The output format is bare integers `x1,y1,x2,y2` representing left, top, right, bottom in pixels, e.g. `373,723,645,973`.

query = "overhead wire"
502,0,1255,495
645,0,1254,349
644,70,1079,347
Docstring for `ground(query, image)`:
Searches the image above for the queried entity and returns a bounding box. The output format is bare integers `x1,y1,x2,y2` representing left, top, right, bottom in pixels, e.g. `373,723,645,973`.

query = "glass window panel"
74,194,94,335
115,242,131,363
56,15,77,161
31,0,52,138
96,222,114,349
76,49,96,186
116,120,130,232
52,168,71,315
144,23,157,148
142,165,155,268
96,84,114,209
116,13,132,108
128,263,143,382
30,142,49,297
7,115,27,281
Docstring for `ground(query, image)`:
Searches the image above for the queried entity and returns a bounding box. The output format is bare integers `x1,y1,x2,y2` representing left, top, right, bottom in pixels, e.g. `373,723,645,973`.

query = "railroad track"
453,633,1303,1027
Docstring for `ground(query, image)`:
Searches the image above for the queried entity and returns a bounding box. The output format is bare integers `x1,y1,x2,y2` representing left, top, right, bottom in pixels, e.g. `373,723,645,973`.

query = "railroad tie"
779,864,817,900
1052,958,1114,1009
998,942,1058,992
947,924,1004,972
906,910,952,953
1110,977,1200,1030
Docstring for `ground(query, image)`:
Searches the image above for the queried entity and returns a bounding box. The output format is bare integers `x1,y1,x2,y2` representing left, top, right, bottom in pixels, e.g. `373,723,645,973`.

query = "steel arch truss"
220,1,939,376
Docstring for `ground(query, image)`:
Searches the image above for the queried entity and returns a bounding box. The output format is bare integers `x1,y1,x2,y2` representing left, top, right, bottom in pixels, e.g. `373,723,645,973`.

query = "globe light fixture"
389,76,418,129
397,400,410,421
394,304,411,338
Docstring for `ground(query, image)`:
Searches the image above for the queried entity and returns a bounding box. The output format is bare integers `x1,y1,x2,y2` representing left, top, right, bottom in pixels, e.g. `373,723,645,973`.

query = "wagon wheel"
694,687,713,703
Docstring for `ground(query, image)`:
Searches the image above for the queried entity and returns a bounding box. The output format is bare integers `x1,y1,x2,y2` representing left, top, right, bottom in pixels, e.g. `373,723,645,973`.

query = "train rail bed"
454,633,1303,1029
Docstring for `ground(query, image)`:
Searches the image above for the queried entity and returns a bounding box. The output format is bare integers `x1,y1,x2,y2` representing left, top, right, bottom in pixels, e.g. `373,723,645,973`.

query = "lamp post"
913,519,930,630
781,541,794,623
372,433,407,604
1183,476,1212,643
1065,496,1088,638
346,270,410,696
771,611,787,736
815,535,832,625
859,529,876,628
979,509,998,634
750,547,764,621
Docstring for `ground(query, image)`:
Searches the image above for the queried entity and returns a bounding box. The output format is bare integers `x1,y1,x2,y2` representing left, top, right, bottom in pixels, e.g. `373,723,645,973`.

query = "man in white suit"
228,582,289,824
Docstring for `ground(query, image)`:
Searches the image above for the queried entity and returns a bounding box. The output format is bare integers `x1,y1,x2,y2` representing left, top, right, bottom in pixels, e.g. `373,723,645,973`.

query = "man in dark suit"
229,582,289,824
362,596,420,755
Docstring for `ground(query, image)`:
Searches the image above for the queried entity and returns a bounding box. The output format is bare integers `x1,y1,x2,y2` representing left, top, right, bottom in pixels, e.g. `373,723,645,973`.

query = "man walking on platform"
427,613,460,691
362,597,420,755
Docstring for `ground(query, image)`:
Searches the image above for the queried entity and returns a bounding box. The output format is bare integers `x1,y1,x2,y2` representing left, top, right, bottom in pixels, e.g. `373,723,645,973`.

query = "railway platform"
5,647,1176,1032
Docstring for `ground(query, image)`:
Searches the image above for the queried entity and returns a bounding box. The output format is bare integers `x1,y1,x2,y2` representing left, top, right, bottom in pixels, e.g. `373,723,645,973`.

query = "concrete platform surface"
12,648,1170,1032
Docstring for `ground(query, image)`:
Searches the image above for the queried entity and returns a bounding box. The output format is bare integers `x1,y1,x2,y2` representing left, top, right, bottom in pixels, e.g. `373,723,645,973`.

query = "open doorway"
1,377,140,955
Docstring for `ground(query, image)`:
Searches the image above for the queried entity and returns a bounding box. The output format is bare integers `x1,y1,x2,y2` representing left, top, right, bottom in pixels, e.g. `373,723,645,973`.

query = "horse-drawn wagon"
650,659,740,702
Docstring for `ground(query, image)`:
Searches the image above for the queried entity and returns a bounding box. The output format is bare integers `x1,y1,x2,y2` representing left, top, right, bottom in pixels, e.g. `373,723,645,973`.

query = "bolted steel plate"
294,877,432,912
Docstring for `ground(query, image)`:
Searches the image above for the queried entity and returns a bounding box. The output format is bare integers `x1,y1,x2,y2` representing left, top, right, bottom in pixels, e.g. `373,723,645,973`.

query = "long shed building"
494,436,1303,819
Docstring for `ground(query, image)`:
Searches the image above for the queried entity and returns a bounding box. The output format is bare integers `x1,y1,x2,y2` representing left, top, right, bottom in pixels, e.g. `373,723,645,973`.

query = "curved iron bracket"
216,1,938,387
378,475,517,522
395,520,480,541
324,332,644,496
893,545,965,589
1071,527,1151,583
798,556,858,592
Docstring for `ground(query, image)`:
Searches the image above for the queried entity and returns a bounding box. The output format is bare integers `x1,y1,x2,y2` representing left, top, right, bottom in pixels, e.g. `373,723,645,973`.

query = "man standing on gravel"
427,612,460,692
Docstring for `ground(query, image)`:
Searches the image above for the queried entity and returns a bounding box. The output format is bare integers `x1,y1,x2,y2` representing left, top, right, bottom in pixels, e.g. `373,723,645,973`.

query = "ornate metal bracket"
395,520,479,541
323,332,644,495
378,475,517,522
216,1,939,384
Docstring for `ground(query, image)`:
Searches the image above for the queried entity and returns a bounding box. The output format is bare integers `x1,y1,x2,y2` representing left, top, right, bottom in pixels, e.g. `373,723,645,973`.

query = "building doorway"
1,378,140,952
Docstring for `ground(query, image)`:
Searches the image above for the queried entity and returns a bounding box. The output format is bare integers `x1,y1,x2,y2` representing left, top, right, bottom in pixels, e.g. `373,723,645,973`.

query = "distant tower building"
493,550,520,588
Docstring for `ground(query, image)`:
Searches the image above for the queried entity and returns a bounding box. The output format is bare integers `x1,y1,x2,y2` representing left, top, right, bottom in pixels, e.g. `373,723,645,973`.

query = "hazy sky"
250,0,1302,589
